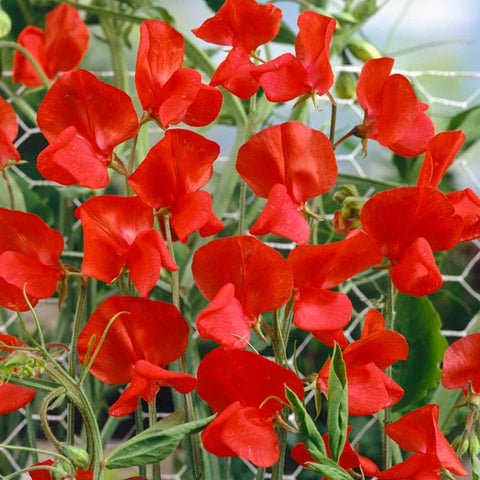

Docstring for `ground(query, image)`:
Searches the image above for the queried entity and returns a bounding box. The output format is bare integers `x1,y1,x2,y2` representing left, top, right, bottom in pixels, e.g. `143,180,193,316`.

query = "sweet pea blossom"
0,208,64,311
317,310,408,416
197,347,304,467
37,70,139,189
236,121,337,244
135,20,222,128
13,3,89,87
77,296,196,417
252,11,336,102
192,235,293,348
74,195,176,297
192,0,282,100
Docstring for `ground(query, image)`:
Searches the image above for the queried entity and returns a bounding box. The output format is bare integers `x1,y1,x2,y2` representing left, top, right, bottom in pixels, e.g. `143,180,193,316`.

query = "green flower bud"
469,434,480,456
335,71,356,99
61,445,90,470
0,8,11,38
353,0,377,21
348,38,381,62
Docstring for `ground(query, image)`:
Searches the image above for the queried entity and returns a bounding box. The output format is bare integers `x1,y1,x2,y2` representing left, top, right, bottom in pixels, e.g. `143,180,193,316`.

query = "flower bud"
0,8,11,38
347,38,381,62
61,445,90,470
335,71,356,99
469,434,480,456
333,184,360,204
353,0,377,21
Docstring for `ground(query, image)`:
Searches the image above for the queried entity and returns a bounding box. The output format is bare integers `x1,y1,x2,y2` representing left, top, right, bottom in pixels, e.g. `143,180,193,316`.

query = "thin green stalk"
24,403,39,464
68,279,88,445
0,41,50,89
135,401,148,479
1,168,14,209
271,428,288,480
149,402,162,480
40,388,66,453
382,278,397,470
2,464,67,480
163,215,180,309
255,467,266,480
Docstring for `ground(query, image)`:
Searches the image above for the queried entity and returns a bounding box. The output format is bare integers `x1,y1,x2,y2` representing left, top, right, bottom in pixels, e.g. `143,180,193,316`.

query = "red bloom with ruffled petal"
361,186,464,296
192,0,282,100
317,310,408,416
236,121,337,244
287,230,383,347
128,129,223,243
416,130,480,242
0,98,20,168
74,195,176,297
37,70,139,189
197,347,304,467
442,333,480,396
29,460,92,480
252,11,335,102
192,235,293,348
13,3,89,87
353,57,434,156
377,404,468,480
0,208,64,311
0,334,36,414
77,296,196,417
135,20,222,128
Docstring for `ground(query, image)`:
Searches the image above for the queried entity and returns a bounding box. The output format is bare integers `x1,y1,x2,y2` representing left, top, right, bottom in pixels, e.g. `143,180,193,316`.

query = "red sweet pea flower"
13,3,89,87
135,20,222,128
74,195,176,297
288,230,383,347
192,235,293,349
252,11,335,102
361,186,464,296
128,129,223,243
77,296,196,417
0,334,36,414
0,98,20,168
417,130,480,243
292,430,379,478
377,404,468,480
442,333,480,396
352,57,434,156
0,208,64,311
192,0,282,100
317,310,408,416
37,70,139,189
236,121,337,244
197,347,304,467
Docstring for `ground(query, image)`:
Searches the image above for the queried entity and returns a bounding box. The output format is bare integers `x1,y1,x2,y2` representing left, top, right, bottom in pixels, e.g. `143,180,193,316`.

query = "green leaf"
448,105,480,147
471,449,480,480
327,344,348,463
285,386,327,459
307,458,355,480
105,410,215,469
392,293,448,410
204,0,225,12
273,22,296,45
392,153,420,185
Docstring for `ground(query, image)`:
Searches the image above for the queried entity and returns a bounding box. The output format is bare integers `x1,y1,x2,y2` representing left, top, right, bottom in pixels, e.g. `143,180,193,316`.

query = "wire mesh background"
1,65,480,479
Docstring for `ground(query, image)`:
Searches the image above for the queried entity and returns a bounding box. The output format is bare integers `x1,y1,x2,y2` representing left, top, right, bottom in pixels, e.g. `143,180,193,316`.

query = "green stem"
326,91,337,145
0,41,50,89
1,168,14,209
271,428,288,480
149,402,162,480
68,279,88,445
3,465,67,480
24,402,39,464
40,388,66,453
0,81,37,125
255,467,266,480
163,215,180,309
134,400,148,479
382,278,397,470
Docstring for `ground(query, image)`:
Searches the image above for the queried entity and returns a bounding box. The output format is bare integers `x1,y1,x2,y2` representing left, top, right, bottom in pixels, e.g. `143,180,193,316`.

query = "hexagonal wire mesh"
1,66,480,479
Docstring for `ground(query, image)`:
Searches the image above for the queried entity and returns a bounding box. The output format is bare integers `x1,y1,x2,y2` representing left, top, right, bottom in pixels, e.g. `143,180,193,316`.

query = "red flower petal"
442,332,480,395
196,283,253,349
183,83,223,127
197,347,304,416
237,121,337,204
417,131,465,188
192,0,282,52
77,296,189,386
12,26,46,87
0,97,18,141
447,188,480,242
37,126,110,189
43,3,89,77
192,235,293,319
135,360,197,393
361,186,463,260
37,69,138,161
249,183,311,244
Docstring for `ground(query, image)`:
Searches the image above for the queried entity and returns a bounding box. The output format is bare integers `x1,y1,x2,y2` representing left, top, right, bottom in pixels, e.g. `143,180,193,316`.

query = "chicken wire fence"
0,65,480,479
